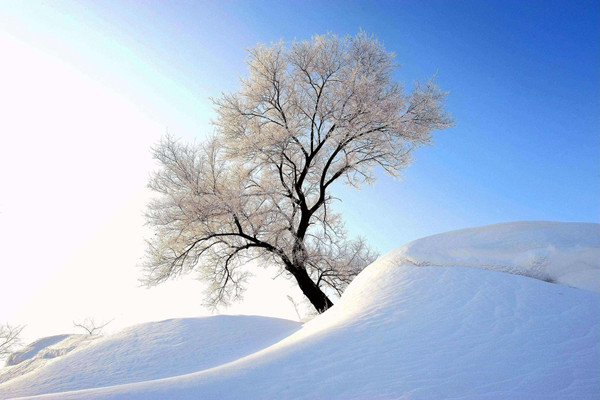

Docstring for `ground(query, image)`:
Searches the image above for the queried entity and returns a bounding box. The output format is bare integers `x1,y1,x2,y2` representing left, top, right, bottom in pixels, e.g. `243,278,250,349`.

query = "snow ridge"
388,221,599,292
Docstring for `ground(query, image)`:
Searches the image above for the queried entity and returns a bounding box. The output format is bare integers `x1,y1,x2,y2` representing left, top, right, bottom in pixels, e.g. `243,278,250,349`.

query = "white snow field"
1,221,598,400
0,334,101,385
0,316,301,399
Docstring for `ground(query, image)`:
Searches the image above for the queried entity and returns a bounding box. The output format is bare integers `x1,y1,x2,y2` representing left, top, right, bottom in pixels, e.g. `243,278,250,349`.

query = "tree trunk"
288,264,334,313
290,218,333,313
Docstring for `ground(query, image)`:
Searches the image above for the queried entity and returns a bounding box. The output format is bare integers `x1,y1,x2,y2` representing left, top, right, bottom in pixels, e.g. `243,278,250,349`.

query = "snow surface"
1,221,598,400
389,221,599,293
6,335,79,367
1,335,99,384
0,316,300,398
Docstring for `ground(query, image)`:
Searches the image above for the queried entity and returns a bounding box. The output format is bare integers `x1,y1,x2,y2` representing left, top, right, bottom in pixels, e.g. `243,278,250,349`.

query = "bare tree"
143,32,453,313
287,295,302,320
73,317,112,336
0,323,24,360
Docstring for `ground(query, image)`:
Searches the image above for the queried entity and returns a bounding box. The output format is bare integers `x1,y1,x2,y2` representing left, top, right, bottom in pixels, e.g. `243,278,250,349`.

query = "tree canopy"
143,32,453,313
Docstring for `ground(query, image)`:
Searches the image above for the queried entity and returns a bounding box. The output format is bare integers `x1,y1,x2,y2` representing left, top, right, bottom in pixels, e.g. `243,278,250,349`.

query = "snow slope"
0,316,300,398
390,221,599,293
1,335,100,384
1,221,598,400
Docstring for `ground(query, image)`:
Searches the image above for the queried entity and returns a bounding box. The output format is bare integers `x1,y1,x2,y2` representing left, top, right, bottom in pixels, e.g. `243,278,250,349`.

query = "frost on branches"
0,324,24,362
143,32,453,313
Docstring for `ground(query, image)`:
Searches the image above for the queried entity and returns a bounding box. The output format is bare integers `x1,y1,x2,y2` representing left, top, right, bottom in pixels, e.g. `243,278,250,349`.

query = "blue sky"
45,0,600,249
0,0,598,335
1,0,598,252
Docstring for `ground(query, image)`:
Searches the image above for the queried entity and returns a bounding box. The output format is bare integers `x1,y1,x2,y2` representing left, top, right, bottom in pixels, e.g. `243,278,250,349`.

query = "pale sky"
1,1,597,343
0,3,301,342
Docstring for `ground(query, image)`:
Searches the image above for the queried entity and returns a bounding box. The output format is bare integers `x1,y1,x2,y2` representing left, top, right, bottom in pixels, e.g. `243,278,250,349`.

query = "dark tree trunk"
288,263,334,313
286,208,333,313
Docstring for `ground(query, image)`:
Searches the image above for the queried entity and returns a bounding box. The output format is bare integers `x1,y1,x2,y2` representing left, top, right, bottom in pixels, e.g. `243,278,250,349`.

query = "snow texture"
0,316,300,398
6,335,74,367
0,221,598,400
391,221,599,292
1,335,99,384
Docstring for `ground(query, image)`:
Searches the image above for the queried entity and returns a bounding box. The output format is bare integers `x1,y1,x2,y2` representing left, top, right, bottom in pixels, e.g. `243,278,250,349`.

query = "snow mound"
388,221,599,292
6,335,73,367
1,221,597,400
0,335,99,385
0,316,300,398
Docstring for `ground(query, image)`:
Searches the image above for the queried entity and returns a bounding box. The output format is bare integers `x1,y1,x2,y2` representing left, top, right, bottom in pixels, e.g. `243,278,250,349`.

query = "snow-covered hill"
0,316,300,398
0,335,100,385
1,221,598,400
391,221,599,292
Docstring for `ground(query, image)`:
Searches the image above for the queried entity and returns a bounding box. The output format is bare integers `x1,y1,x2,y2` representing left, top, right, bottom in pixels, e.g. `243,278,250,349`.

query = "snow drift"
0,335,99,385
0,316,300,398
390,221,599,292
0,221,598,400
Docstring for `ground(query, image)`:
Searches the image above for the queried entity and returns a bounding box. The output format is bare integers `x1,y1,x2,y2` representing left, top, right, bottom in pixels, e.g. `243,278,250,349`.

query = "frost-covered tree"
143,32,453,313
73,318,112,336
0,323,24,360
